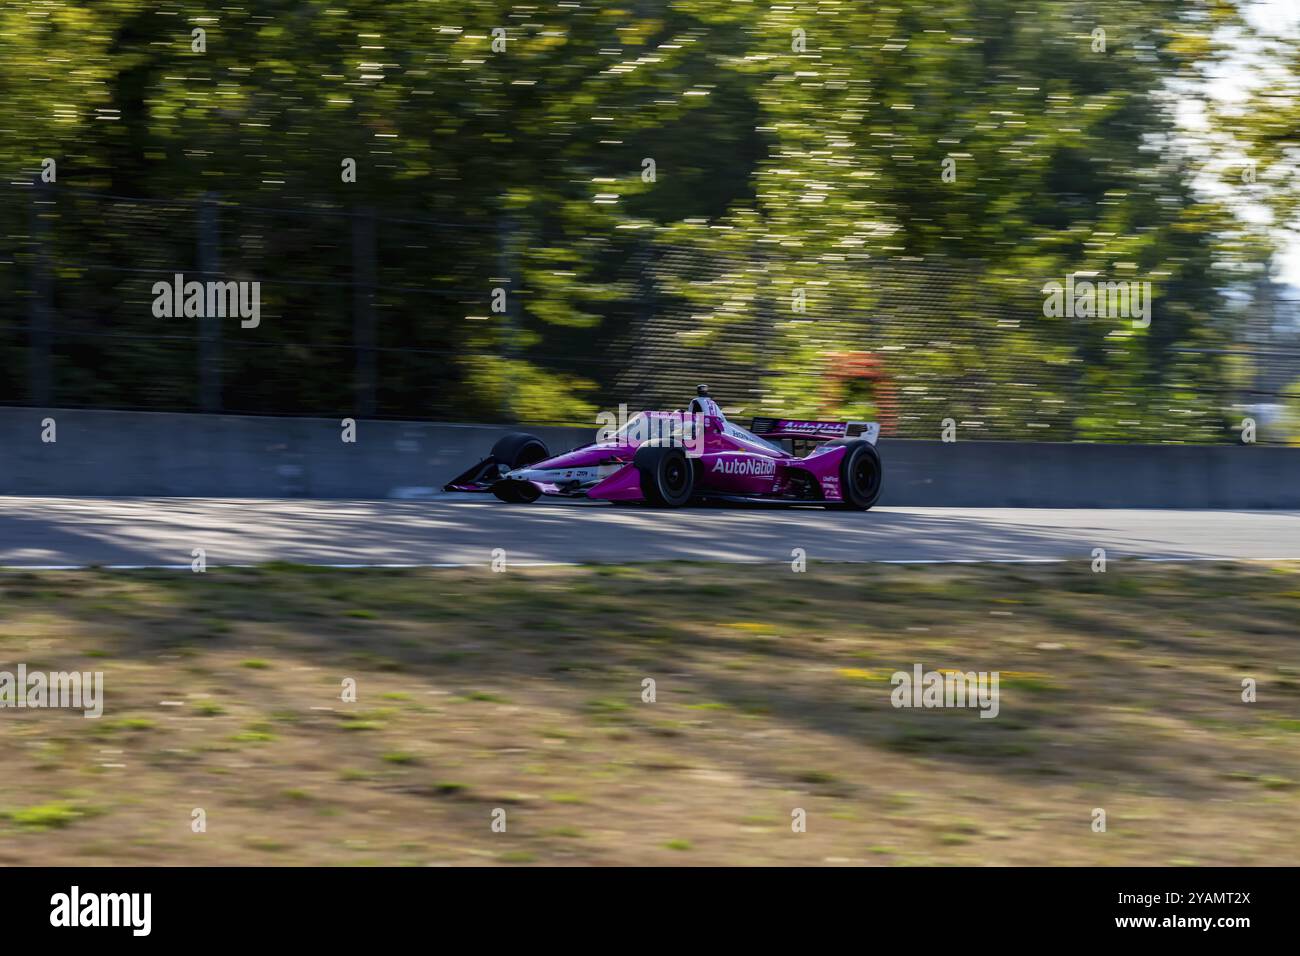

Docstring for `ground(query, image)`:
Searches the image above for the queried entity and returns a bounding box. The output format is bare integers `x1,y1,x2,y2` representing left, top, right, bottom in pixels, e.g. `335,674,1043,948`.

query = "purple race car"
444,386,883,509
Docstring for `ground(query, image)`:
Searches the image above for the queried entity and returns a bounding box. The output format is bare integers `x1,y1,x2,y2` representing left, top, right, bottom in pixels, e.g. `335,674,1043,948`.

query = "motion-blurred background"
3,4,1300,869
2,0,1298,441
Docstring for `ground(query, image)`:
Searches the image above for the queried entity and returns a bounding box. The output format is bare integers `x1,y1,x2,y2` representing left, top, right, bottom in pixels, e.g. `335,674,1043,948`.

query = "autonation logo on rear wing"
750,418,880,444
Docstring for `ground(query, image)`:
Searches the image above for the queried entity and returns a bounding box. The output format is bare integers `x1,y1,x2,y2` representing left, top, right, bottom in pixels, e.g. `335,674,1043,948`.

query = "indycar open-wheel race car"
445,386,883,510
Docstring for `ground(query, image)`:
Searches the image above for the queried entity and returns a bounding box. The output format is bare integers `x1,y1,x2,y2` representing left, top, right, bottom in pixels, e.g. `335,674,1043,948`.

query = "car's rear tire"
492,479,541,504
825,439,882,510
491,432,549,470
635,444,694,507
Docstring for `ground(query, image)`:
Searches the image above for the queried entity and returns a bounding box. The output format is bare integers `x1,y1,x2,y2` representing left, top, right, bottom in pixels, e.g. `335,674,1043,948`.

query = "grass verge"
0,560,1297,865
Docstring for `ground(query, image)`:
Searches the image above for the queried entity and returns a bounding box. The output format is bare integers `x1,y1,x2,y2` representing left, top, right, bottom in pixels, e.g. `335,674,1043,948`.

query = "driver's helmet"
688,384,723,421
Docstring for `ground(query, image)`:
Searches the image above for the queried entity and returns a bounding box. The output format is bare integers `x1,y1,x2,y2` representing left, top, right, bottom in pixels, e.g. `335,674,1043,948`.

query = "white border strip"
1,556,1295,571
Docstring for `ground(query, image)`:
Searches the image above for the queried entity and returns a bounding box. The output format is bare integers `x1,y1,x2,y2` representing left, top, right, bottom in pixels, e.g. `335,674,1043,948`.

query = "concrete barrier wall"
2,407,1298,508
880,438,1300,509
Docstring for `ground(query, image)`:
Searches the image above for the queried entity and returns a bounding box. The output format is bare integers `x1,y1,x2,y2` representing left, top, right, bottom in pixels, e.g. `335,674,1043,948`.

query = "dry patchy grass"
0,560,1297,866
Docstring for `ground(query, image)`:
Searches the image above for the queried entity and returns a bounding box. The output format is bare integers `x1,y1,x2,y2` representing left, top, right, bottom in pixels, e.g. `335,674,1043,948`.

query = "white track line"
2,556,1294,572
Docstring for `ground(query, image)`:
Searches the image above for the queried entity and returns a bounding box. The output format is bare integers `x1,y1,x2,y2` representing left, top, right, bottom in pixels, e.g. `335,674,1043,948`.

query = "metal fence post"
497,210,518,421
27,180,53,406
197,192,222,411
352,206,377,418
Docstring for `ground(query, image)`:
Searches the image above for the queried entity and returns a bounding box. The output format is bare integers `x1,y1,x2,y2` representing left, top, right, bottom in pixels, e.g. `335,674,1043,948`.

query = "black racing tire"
490,432,549,470
492,479,542,504
488,433,547,504
634,443,694,507
825,439,882,510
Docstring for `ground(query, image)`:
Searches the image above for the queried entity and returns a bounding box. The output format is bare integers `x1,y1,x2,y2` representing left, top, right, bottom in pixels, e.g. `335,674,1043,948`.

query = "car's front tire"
492,479,541,504
488,433,548,503
634,444,694,507
825,439,882,510
491,432,549,470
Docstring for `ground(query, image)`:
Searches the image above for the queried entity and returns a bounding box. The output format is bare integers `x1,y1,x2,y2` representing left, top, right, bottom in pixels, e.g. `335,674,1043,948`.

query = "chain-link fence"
3,183,1298,442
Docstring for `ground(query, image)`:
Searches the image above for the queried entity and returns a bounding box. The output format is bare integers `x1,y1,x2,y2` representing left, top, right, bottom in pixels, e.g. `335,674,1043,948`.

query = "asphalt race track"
0,496,1298,568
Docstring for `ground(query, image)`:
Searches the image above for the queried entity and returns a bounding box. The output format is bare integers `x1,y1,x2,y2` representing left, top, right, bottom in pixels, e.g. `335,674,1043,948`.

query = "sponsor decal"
510,465,619,484
781,420,847,436
710,456,776,477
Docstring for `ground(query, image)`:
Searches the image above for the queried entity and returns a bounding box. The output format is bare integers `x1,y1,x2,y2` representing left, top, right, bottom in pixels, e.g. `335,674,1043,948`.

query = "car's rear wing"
749,417,880,445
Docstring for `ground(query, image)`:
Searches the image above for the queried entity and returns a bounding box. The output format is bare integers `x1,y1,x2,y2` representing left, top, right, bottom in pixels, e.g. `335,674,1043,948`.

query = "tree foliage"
0,0,1290,441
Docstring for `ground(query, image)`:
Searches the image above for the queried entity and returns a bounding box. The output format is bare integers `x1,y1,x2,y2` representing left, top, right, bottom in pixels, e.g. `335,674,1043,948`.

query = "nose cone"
541,444,631,470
